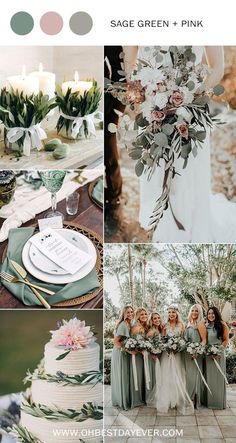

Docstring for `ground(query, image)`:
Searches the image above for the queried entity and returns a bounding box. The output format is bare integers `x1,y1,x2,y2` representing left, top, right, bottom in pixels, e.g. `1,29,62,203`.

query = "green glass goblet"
39,170,66,219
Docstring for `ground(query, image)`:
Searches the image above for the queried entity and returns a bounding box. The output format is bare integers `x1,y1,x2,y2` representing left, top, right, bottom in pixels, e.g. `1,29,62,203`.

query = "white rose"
176,106,192,123
172,344,177,350
155,92,168,109
181,86,194,104
136,66,165,87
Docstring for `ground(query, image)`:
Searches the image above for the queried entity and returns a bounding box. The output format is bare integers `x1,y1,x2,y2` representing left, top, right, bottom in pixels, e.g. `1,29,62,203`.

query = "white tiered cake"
18,318,103,443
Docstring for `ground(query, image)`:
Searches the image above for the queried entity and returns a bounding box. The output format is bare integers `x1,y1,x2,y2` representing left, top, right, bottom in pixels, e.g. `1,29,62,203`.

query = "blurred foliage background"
0,310,103,395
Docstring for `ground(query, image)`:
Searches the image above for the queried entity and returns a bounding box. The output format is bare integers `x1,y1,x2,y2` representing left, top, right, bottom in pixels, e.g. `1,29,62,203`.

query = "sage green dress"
205,324,226,409
111,321,131,410
146,330,161,406
130,330,146,408
185,326,203,408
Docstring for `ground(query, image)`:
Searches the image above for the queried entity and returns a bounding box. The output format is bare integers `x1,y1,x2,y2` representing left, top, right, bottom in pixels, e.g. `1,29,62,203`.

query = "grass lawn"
0,310,103,395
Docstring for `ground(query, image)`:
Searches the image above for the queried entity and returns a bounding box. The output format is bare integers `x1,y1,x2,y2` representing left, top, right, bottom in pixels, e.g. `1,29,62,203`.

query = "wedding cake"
16,317,103,443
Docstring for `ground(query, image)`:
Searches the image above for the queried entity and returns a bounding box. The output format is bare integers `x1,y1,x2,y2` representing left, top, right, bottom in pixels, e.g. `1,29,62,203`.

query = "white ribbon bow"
6,123,47,157
61,111,103,139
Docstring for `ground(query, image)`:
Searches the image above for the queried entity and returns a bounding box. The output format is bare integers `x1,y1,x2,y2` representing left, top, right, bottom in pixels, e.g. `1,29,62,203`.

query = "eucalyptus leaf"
213,84,225,96
135,159,144,177
154,132,168,147
162,123,174,136
181,143,191,159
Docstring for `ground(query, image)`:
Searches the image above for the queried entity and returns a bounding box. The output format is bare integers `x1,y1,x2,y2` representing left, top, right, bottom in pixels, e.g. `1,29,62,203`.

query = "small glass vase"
59,120,87,141
4,128,23,154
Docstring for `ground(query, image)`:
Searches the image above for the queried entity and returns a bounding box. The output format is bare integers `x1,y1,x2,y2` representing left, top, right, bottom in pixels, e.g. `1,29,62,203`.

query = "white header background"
0,0,235,46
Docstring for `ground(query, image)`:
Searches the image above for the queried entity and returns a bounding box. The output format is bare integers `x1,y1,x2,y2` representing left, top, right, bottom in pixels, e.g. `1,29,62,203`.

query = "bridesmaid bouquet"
123,337,139,353
206,344,228,385
206,344,225,357
106,46,225,234
186,342,211,394
148,335,164,355
162,335,186,354
123,335,152,353
123,336,152,391
186,342,205,359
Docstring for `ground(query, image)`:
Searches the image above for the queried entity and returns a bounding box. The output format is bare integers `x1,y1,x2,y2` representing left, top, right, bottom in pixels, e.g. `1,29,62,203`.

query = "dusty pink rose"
176,122,189,139
50,318,95,350
169,91,184,107
151,110,166,122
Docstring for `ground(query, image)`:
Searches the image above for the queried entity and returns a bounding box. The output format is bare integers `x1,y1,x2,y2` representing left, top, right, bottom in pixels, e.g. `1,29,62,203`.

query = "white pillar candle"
29,63,56,98
61,71,93,96
7,65,39,97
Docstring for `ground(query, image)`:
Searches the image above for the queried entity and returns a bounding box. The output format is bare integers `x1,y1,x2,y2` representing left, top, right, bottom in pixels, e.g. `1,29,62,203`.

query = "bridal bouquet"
106,46,224,234
162,335,186,354
186,342,206,358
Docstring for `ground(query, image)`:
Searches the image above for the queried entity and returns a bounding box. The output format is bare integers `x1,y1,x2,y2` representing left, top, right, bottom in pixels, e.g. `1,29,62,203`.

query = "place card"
30,227,92,275
38,216,63,232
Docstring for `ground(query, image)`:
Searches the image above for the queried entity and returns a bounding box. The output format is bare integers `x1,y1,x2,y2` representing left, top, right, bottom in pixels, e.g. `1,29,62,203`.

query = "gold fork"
0,271,55,295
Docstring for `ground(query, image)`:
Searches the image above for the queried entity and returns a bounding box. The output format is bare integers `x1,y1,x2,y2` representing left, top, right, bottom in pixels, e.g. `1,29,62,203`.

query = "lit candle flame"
22,65,26,77
74,71,79,82
39,63,43,72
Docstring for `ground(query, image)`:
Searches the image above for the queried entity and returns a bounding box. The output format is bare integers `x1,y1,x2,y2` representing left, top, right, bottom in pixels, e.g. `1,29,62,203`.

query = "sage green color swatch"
10,11,34,36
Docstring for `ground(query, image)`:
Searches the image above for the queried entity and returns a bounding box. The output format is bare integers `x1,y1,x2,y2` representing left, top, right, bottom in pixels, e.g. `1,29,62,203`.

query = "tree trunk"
142,259,146,304
128,244,134,307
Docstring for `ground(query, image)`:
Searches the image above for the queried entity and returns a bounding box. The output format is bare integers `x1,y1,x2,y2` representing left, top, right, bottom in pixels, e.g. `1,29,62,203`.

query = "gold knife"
10,260,51,310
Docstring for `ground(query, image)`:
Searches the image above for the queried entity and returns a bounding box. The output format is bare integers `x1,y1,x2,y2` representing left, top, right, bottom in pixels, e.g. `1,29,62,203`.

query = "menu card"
30,228,92,275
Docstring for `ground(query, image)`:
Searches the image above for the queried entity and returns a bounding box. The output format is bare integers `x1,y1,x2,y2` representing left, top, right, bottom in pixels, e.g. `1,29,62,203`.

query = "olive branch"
21,396,103,422
8,424,42,443
24,367,103,386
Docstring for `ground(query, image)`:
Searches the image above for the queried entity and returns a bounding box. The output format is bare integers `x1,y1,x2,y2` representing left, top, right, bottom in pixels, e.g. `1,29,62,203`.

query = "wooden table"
0,118,103,170
0,182,103,309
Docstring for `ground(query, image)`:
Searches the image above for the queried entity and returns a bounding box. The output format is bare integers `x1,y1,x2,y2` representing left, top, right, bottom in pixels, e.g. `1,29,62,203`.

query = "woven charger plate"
2,221,103,307
88,176,103,210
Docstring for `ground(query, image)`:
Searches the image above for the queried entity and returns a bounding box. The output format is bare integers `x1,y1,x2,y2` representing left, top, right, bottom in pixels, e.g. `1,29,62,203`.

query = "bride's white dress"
139,46,236,243
155,325,193,414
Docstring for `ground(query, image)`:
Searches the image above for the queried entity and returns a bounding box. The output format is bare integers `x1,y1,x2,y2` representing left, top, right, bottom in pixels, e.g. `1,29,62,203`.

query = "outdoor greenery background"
0,310,103,395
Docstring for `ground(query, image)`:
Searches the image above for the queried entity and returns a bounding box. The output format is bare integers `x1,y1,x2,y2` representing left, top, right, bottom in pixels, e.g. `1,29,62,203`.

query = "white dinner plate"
29,229,91,276
22,229,97,284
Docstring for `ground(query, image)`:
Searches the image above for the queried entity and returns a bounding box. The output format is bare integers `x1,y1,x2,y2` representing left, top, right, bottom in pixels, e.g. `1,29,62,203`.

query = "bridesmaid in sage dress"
130,307,149,408
111,305,134,410
185,304,206,408
205,306,229,409
146,312,163,406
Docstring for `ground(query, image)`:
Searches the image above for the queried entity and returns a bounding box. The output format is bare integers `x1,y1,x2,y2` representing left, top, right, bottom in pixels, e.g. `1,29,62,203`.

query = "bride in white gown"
156,306,193,414
123,46,236,243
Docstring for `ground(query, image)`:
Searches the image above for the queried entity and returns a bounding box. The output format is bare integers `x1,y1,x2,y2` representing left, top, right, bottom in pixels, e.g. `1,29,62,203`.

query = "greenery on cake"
9,423,42,443
21,395,103,422
24,361,103,386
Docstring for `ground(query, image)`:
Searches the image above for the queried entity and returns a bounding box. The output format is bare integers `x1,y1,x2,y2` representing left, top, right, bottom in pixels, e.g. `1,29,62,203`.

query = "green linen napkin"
92,178,103,206
0,228,100,306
